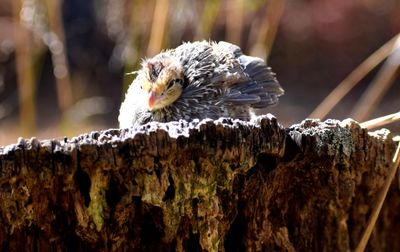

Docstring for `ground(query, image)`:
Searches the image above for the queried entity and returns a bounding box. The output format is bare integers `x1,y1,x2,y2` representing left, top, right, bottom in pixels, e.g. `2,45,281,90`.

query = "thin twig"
350,36,400,121
360,111,400,129
309,33,400,119
354,142,400,252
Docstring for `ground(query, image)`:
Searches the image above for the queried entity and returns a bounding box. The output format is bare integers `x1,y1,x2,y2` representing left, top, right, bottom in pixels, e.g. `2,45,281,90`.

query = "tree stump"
0,115,398,251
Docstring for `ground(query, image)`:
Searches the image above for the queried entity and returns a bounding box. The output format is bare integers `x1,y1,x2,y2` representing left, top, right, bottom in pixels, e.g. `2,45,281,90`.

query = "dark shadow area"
224,200,246,252
162,175,175,202
105,176,124,210
74,168,91,207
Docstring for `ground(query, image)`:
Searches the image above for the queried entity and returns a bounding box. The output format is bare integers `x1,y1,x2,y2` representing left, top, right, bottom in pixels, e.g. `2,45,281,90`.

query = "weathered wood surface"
0,115,398,251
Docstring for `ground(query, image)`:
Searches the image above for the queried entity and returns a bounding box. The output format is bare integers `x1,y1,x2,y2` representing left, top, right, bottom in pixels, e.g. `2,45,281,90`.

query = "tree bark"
0,115,397,251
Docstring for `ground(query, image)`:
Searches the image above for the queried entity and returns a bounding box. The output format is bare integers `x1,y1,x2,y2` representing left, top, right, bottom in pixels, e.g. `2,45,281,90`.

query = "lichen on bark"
0,115,398,251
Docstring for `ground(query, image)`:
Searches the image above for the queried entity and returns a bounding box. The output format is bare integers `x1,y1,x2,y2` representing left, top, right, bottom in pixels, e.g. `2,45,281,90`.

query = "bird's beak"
147,91,157,110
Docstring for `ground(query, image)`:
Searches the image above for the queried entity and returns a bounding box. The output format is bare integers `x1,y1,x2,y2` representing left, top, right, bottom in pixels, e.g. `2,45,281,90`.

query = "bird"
118,41,284,128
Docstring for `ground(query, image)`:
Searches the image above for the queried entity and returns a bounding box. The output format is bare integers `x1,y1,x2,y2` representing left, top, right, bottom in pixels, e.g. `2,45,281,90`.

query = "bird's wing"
215,41,284,108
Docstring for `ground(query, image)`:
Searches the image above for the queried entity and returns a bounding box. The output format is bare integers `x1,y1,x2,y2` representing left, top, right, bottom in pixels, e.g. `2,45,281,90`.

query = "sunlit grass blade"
360,111,400,129
309,33,400,120
351,36,400,121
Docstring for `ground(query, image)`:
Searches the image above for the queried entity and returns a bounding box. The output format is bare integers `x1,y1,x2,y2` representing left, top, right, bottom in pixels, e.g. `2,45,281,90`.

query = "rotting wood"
0,115,398,251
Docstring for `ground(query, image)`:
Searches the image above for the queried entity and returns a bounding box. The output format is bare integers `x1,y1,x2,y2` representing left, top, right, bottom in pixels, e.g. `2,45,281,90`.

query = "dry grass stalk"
11,0,36,135
309,33,400,120
147,0,170,56
249,0,286,61
355,142,400,252
226,0,244,45
197,0,222,39
43,0,73,114
263,0,286,60
360,111,400,129
121,0,141,92
350,36,400,121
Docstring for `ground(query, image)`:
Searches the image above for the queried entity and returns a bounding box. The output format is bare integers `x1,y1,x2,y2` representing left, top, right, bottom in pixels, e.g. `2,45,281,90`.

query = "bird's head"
140,57,184,111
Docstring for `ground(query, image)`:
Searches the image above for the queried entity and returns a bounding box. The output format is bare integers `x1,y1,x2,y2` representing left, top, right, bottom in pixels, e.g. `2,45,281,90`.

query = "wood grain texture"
0,115,397,251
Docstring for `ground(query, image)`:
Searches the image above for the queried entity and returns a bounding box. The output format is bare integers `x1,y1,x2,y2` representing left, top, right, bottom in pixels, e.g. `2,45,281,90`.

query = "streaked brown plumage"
119,41,284,128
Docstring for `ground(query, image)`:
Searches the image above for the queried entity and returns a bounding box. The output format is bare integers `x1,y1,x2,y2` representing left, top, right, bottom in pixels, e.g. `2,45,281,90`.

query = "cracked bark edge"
0,115,398,251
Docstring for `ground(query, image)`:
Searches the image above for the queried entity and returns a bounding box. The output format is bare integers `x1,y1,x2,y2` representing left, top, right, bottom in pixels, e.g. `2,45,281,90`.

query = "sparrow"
118,41,284,128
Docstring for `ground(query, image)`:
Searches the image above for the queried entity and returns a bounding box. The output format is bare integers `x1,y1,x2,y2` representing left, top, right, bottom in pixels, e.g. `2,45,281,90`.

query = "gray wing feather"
219,43,284,109
224,90,261,104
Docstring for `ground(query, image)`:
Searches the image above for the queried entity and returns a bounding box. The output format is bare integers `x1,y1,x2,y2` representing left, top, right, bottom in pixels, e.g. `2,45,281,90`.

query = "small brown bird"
119,41,284,128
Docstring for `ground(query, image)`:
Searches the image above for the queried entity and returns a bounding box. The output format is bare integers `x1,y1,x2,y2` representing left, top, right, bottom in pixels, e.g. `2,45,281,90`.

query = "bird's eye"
167,79,182,89
167,79,180,89
167,80,175,89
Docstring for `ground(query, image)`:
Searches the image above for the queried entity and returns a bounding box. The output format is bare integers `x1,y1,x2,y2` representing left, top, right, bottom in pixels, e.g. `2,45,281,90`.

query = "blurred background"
0,0,399,145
